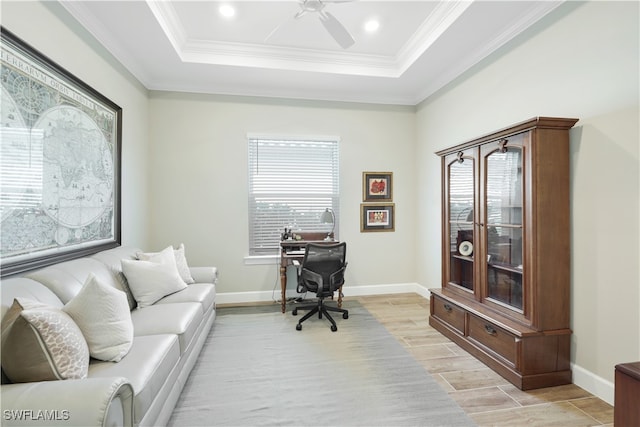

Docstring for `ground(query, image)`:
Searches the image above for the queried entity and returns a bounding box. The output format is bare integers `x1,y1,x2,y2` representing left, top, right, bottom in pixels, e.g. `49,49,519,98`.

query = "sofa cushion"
90,246,142,310
155,283,216,315
88,334,180,425
26,267,85,305
0,278,63,319
63,274,134,362
130,302,201,354
27,258,130,306
1,298,89,383
122,247,187,308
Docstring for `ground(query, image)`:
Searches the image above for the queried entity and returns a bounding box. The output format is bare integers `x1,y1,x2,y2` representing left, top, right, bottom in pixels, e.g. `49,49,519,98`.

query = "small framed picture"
363,171,392,202
361,204,395,232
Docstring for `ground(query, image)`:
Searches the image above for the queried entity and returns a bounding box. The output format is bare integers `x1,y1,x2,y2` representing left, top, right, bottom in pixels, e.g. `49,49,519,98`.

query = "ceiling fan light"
219,4,236,18
364,19,380,33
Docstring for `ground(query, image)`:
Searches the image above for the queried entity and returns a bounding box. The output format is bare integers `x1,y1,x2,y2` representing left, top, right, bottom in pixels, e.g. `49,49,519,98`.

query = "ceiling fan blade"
265,18,291,42
319,11,355,49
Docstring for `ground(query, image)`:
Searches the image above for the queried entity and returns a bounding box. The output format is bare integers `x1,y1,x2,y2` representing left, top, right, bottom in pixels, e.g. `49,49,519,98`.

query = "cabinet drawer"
468,314,517,365
432,296,465,335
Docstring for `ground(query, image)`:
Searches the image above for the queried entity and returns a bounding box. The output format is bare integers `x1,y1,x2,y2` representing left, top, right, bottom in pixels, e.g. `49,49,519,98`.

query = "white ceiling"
61,0,564,105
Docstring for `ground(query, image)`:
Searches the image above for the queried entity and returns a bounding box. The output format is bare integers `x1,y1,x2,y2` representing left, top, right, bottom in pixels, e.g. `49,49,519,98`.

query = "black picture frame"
360,203,395,232
0,28,122,277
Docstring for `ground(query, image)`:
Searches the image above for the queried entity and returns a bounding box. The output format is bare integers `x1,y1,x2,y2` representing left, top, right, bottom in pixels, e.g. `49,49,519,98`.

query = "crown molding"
146,0,188,54
147,0,401,77
146,0,474,78
59,0,566,106
396,1,473,75
412,0,565,103
182,39,398,77
60,1,152,85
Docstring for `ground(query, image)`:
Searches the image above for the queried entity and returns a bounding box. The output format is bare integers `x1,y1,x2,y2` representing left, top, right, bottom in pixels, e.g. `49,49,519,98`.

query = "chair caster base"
291,299,348,332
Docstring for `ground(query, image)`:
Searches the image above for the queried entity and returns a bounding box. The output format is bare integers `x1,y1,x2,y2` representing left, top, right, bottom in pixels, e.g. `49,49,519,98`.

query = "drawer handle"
484,324,497,336
443,304,453,313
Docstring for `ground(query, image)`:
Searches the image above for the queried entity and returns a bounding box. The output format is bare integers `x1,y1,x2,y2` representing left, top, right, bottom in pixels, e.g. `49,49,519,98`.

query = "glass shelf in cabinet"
487,262,523,274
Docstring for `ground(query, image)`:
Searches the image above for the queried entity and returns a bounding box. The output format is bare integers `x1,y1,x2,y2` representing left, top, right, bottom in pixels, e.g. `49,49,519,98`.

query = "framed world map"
0,28,121,277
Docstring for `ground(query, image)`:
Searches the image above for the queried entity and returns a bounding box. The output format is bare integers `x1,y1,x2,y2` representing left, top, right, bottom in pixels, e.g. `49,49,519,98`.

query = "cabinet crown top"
436,116,579,156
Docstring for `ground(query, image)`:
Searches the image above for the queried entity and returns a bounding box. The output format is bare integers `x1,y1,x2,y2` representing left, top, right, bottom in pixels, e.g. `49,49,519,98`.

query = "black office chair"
292,242,348,332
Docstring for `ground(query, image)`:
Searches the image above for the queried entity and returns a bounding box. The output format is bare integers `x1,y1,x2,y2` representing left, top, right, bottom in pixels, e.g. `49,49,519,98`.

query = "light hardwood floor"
355,293,614,427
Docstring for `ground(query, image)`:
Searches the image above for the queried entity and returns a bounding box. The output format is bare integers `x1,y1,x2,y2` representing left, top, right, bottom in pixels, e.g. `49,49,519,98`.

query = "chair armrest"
329,264,347,290
300,268,324,290
1,377,134,427
189,266,218,284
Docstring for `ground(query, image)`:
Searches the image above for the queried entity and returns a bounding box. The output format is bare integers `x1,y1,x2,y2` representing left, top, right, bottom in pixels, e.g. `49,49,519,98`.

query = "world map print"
1,35,118,265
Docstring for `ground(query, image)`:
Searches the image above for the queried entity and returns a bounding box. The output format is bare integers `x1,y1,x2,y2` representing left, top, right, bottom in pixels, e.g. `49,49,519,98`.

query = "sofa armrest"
1,377,134,427
189,266,218,284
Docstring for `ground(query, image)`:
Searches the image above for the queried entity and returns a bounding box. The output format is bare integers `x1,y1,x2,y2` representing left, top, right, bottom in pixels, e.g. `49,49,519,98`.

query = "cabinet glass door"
447,153,475,292
484,143,524,310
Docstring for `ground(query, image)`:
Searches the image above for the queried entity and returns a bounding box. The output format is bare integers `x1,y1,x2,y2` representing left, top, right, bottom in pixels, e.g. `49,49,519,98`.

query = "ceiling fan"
267,0,355,49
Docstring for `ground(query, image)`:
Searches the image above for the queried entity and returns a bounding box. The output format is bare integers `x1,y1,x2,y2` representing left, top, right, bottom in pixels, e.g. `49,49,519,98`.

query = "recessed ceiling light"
364,19,380,33
219,4,235,18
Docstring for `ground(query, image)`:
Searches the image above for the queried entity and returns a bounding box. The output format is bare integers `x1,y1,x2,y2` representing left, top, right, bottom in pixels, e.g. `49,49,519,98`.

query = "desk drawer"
468,314,517,365
432,295,465,335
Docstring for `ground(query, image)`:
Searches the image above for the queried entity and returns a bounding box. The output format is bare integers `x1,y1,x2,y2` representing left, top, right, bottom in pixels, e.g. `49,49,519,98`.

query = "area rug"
169,301,474,426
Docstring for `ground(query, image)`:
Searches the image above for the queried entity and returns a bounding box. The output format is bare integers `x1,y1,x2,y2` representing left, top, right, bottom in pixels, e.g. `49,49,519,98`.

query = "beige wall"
1,1,151,248
2,0,638,405
147,93,417,295
415,1,639,402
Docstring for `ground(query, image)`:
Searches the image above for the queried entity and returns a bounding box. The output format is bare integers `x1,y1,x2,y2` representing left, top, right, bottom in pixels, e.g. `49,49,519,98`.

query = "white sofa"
1,246,217,427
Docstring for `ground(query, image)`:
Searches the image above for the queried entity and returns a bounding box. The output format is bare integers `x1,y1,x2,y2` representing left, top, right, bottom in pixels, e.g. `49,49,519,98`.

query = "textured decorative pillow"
1,298,89,383
123,246,187,308
1,298,48,343
174,243,195,284
63,274,134,362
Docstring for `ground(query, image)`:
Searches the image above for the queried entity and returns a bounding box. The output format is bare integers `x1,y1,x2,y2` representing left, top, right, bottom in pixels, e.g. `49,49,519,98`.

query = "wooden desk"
279,232,342,313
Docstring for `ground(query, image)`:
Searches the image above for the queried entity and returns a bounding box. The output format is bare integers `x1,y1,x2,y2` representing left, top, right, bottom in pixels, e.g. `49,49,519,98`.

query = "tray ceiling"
61,1,564,105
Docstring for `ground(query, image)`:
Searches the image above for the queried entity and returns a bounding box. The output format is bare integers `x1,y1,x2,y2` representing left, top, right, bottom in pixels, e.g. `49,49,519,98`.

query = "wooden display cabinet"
614,362,640,426
429,117,578,390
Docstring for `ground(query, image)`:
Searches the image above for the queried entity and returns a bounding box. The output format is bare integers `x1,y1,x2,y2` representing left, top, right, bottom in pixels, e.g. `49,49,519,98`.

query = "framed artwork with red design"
363,172,392,202
360,203,395,232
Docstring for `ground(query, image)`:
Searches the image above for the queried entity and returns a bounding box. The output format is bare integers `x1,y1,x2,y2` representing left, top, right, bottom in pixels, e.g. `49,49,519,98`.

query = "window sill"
244,255,279,265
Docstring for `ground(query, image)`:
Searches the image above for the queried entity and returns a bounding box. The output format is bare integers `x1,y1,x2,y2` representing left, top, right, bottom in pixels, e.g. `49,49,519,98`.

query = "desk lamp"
320,208,335,241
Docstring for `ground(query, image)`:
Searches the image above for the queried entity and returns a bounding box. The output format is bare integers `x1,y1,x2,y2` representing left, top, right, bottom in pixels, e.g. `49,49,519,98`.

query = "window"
248,135,339,256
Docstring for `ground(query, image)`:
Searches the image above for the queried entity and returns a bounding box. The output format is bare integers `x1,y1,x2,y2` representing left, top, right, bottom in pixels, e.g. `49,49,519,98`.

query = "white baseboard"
571,363,615,405
216,284,613,405
339,282,430,298
216,282,430,305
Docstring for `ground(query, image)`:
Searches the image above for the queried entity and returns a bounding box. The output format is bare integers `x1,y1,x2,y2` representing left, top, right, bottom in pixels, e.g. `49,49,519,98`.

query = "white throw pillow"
63,274,133,362
174,243,195,284
122,246,187,308
137,244,195,284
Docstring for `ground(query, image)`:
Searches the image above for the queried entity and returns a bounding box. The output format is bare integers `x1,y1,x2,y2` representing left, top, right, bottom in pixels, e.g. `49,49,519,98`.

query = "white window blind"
248,136,339,256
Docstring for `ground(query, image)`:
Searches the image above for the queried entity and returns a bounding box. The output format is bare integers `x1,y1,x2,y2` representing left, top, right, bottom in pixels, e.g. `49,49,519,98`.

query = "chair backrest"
300,242,347,291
